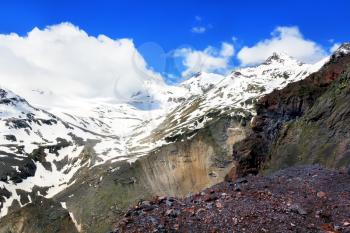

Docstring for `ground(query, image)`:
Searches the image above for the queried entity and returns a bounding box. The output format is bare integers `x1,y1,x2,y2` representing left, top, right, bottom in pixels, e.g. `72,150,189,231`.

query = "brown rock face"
230,49,350,179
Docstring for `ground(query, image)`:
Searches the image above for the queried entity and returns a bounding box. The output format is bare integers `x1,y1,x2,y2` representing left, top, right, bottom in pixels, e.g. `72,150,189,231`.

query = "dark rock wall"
230,51,350,179
266,65,350,173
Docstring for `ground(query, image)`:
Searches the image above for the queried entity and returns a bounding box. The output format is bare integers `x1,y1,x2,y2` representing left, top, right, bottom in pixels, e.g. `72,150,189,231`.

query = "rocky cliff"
230,43,350,179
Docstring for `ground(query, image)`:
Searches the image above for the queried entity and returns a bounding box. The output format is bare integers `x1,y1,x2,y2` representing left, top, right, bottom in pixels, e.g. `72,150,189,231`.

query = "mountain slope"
229,43,350,179
113,165,350,233
0,88,95,217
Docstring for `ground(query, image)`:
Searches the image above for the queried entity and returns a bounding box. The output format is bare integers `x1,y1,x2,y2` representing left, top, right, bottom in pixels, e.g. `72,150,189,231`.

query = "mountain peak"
0,88,19,101
333,42,350,57
263,52,300,65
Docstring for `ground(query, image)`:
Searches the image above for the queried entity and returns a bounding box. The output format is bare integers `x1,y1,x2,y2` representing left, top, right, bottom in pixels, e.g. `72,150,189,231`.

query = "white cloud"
174,42,234,77
191,26,206,34
330,43,341,53
0,22,164,105
220,42,235,57
237,26,328,66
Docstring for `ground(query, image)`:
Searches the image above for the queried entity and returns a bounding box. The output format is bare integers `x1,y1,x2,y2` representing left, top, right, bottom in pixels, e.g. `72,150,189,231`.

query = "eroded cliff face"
50,116,248,233
230,45,350,179
140,116,247,197
266,64,350,172
0,197,78,233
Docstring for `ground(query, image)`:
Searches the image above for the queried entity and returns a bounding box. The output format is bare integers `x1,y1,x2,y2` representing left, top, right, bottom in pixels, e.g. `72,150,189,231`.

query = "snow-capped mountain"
146,52,326,143
0,48,340,231
180,72,225,95
333,43,350,57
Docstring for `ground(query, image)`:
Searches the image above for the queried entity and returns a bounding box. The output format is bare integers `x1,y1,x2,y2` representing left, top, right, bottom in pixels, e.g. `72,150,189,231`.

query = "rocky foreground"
113,166,350,233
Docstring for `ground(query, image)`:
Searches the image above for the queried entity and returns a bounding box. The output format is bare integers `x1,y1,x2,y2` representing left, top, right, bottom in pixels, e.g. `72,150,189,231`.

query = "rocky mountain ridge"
112,43,350,233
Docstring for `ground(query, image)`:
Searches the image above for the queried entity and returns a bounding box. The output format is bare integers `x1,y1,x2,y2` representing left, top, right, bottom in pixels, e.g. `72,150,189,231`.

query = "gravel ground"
113,165,350,233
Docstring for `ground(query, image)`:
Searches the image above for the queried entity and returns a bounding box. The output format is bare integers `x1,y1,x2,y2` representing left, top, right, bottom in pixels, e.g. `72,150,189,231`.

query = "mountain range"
0,43,349,233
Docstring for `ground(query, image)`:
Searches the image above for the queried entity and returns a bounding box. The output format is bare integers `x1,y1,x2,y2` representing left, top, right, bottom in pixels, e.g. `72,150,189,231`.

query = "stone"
203,194,218,202
142,204,155,212
234,183,242,192
290,204,307,215
236,177,248,184
166,199,174,207
232,217,238,225
317,191,326,198
141,200,151,206
196,208,206,215
165,209,180,218
215,201,223,208
206,203,213,209
157,196,167,203
148,216,158,225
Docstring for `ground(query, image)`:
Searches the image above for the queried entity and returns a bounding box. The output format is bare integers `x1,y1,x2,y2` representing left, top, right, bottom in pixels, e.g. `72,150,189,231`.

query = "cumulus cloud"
0,22,163,106
220,42,235,57
174,43,234,77
237,26,328,66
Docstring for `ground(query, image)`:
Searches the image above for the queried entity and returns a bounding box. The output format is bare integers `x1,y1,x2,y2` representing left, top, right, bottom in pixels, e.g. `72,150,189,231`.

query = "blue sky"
0,0,349,83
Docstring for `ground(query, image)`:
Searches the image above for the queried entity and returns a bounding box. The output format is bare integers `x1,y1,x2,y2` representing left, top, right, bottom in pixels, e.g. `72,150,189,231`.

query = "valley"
0,44,349,233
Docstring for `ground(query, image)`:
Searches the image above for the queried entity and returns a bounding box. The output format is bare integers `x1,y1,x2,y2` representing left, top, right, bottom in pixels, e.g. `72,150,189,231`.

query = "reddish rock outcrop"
230,45,350,179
